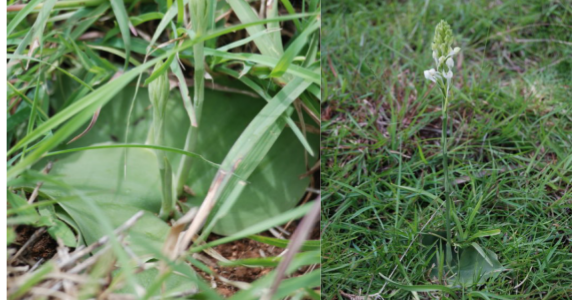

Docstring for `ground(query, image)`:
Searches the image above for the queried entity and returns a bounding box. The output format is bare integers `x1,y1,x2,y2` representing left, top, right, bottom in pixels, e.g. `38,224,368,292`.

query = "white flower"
449,47,460,56
442,69,453,79
446,57,454,69
437,47,460,69
424,68,441,83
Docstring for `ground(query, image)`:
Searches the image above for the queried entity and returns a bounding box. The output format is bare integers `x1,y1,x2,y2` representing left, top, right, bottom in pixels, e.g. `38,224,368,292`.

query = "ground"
9,217,320,298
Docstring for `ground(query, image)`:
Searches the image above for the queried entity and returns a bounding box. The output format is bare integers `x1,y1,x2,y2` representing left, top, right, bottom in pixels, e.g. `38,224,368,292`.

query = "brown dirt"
194,219,321,297
10,225,58,266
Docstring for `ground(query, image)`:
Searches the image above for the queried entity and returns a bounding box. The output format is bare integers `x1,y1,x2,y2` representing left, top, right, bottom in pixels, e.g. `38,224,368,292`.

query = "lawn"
320,0,571,299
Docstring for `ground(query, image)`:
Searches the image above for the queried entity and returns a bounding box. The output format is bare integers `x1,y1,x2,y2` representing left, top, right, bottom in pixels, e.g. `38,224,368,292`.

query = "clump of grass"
7,0,321,298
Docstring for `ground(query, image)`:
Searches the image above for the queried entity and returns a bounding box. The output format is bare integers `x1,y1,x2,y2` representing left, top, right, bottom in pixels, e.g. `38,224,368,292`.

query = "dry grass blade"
163,207,198,260
67,107,101,144
174,168,233,258
9,227,46,265
57,211,144,269
260,196,321,300
8,211,145,299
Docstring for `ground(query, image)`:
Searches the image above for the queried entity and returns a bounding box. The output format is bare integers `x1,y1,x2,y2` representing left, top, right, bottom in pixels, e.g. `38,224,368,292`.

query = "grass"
7,0,321,298
320,0,571,299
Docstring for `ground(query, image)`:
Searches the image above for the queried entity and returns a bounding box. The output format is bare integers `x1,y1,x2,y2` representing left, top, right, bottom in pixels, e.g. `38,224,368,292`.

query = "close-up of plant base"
5,0,573,299
7,0,321,299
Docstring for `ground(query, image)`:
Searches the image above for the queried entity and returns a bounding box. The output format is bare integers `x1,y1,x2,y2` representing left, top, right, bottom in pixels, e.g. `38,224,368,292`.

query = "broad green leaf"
33,145,163,213
7,191,39,220
215,66,314,155
47,219,77,247
59,199,169,258
198,77,316,236
471,242,492,267
423,231,504,288
24,79,318,237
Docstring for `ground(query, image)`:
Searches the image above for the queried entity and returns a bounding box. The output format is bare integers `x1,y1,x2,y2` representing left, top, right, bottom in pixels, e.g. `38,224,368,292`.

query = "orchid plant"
423,20,503,287
425,19,460,267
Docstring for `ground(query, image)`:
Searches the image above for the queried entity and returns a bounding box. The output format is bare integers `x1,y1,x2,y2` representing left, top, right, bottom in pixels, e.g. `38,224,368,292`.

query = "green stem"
153,111,174,220
441,85,452,266
175,0,206,196
175,126,198,195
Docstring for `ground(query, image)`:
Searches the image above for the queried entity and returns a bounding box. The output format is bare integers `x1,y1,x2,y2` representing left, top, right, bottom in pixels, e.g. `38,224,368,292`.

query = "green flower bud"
148,61,170,117
432,20,454,58
430,20,460,72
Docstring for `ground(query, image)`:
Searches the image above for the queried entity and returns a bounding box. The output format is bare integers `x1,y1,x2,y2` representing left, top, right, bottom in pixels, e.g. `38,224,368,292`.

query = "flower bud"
432,20,454,58
148,61,170,116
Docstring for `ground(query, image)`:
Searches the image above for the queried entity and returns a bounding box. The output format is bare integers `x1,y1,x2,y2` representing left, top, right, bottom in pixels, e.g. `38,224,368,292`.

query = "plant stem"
176,126,198,195
153,111,174,220
441,86,452,266
175,0,207,196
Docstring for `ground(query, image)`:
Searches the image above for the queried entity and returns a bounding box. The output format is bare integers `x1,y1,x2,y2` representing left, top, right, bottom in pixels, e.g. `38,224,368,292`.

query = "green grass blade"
216,66,314,155
144,55,175,85
380,274,457,298
266,0,283,52
270,17,320,78
247,235,320,251
7,0,57,75
198,77,312,239
7,56,169,178
170,57,197,127
228,0,282,58
216,28,280,53
205,49,320,84
109,0,132,69
191,202,314,252
467,229,501,242
7,0,44,36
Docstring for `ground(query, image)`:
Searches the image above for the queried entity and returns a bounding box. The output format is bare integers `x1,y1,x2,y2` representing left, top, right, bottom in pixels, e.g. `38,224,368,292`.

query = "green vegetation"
7,0,321,298
321,0,570,299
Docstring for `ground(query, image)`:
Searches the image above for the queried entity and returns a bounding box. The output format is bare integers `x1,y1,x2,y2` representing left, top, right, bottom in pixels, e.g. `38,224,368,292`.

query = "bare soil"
10,225,58,266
